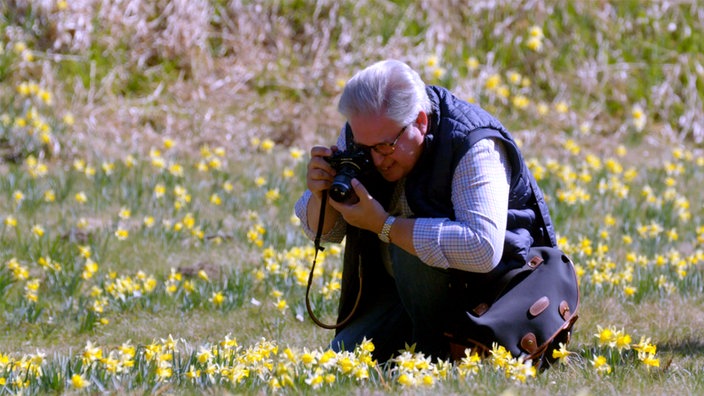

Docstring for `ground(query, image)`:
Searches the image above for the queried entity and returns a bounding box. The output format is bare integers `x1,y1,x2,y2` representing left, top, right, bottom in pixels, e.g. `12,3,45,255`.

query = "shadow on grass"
658,338,704,355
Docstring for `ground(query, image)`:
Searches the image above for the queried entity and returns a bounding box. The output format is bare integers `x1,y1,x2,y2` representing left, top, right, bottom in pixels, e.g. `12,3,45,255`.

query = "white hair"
338,59,431,126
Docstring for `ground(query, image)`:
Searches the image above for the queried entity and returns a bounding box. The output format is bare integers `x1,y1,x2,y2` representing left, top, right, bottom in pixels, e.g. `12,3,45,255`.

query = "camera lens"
329,175,355,203
324,149,368,204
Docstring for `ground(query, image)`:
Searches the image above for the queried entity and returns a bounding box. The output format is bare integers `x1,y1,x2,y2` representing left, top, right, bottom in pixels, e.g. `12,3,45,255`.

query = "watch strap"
378,215,396,243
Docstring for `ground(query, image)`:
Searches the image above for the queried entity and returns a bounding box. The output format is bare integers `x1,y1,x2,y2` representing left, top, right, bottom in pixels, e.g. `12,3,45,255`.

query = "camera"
324,148,373,203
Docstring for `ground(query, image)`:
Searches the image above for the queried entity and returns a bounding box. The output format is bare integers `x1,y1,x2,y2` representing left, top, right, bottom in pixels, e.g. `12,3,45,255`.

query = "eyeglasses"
354,125,408,156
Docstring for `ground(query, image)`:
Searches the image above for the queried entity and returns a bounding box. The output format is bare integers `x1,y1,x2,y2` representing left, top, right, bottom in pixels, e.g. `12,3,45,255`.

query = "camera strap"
305,190,363,330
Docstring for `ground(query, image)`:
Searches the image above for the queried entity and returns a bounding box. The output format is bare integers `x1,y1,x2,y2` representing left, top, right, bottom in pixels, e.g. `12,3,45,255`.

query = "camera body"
324,148,373,203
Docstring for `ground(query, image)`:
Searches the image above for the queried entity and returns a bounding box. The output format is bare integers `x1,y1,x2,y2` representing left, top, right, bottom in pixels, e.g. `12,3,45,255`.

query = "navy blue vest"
335,86,556,330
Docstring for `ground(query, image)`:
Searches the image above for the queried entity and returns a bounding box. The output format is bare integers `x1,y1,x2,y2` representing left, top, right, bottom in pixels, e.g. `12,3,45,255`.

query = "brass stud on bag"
520,332,539,354
528,255,543,268
559,300,571,320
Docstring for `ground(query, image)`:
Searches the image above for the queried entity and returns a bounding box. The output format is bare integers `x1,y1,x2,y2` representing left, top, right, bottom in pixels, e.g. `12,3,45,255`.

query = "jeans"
330,244,454,361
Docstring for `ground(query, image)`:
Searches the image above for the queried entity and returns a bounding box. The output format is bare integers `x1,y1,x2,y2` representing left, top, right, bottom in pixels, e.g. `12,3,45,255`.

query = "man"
295,59,556,361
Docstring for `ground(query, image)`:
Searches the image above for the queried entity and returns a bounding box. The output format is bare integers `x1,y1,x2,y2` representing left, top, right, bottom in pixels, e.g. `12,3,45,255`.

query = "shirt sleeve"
294,130,348,243
413,138,511,273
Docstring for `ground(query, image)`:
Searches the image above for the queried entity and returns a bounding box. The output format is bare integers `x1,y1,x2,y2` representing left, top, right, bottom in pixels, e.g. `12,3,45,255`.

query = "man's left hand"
328,178,387,234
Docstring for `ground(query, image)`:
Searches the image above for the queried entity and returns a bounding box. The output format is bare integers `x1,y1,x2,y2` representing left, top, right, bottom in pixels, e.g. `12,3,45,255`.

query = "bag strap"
305,190,363,329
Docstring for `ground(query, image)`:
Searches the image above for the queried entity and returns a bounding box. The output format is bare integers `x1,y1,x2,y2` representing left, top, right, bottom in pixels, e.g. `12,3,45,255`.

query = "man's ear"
416,111,428,135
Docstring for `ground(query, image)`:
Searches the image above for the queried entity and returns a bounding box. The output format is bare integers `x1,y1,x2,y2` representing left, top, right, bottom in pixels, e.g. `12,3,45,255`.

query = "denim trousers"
330,244,454,361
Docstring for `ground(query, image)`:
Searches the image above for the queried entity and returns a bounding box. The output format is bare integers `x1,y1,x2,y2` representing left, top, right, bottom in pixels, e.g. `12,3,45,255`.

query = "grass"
1,0,703,394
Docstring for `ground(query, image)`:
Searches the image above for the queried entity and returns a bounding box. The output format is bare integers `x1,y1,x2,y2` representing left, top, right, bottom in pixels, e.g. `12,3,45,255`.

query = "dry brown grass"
2,0,703,163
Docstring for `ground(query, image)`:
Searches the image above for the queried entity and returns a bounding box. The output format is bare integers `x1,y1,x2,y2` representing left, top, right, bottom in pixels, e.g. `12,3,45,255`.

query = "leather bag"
444,245,580,368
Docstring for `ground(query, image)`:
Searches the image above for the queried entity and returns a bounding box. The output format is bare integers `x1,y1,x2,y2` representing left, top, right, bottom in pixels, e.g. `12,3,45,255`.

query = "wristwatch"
378,215,396,243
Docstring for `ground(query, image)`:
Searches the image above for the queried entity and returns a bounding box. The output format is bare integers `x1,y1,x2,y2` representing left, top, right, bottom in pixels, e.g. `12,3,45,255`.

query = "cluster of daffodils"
0,192,342,328
1,78,71,156
0,326,662,393
482,69,534,109
0,239,343,331
459,55,575,124
0,336,378,393
529,146,703,297
426,25,657,145
1,40,71,155
0,337,537,393
586,325,661,375
631,104,647,132
425,55,447,81
525,25,545,52
0,131,334,334
390,350,452,387
389,343,538,388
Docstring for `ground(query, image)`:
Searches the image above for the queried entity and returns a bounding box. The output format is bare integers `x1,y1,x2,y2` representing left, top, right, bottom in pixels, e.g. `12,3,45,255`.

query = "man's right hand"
306,145,336,201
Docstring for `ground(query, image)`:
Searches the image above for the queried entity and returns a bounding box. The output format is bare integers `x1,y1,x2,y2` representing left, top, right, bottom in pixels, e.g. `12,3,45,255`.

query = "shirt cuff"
294,190,346,243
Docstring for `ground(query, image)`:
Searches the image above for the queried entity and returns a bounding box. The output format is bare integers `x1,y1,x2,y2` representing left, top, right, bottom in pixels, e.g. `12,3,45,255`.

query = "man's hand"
306,146,336,201
328,178,387,234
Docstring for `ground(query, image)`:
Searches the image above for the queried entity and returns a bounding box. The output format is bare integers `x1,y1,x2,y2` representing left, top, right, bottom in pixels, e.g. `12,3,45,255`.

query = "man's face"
348,112,427,182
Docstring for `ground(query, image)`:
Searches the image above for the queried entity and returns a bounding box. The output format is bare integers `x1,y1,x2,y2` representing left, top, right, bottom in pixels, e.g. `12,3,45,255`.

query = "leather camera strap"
305,190,363,329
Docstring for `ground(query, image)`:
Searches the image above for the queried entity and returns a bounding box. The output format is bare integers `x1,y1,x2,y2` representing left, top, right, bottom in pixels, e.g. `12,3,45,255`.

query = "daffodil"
274,298,288,314
457,349,482,376
24,279,40,302
432,67,446,80
32,224,45,238
639,351,660,368
254,176,267,187
260,138,275,153
595,325,616,347
512,95,530,109
208,157,222,170
210,193,222,205
210,291,225,307
265,188,280,203
12,190,24,204
197,346,212,364
631,105,646,131
169,163,184,176
633,336,657,355
4,215,17,228
485,74,501,91
551,342,571,364
71,373,89,389
119,207,131,219
82,340,103,364
163,137,175,149
75,191,88,204
62,111,75,125
43,189,55,202
290,214,301,226
614,329,632,351
115,228,129,240
461,57,479,72
591,355,612,375
526,35,543,51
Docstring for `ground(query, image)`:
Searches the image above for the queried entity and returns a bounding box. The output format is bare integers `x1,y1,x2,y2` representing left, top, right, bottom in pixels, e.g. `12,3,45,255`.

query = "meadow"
1,0,703,394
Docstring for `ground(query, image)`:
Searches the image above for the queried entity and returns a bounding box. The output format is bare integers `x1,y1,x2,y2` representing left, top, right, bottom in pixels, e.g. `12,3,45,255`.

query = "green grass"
1,0,703,394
